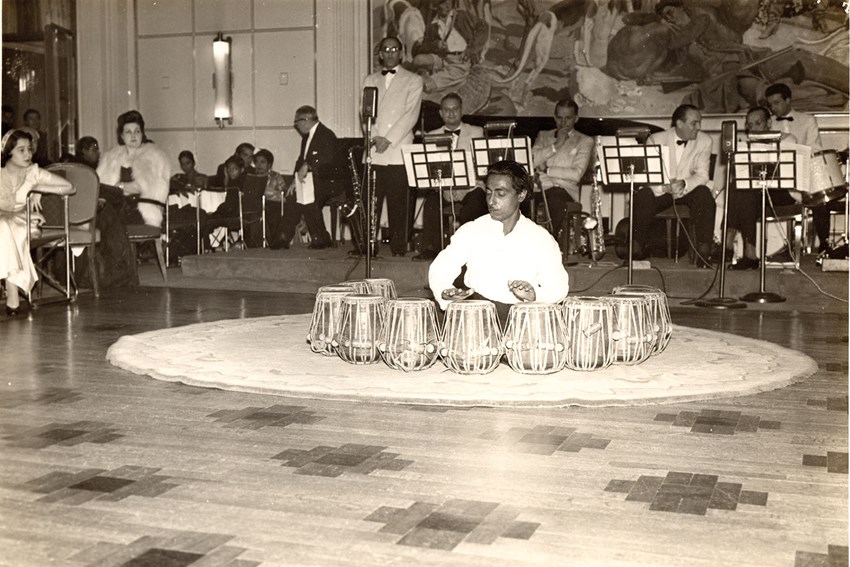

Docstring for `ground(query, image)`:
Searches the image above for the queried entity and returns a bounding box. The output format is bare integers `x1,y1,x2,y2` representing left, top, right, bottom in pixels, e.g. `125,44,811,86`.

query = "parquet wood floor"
0,288,846,566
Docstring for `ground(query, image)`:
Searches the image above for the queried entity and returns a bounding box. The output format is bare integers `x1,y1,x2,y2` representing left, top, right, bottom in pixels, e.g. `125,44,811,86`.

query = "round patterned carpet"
106,313,818,408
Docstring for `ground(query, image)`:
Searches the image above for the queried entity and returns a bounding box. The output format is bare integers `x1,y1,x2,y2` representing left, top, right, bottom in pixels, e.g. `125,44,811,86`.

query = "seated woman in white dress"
428,160,570,324
0,129,74,316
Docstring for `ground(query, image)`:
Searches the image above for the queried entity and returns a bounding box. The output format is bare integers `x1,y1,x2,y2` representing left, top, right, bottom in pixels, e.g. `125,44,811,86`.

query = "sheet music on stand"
471,136,534,177
401,144,475,191
596,136,668,187
733,148,797,191
741,141,810,193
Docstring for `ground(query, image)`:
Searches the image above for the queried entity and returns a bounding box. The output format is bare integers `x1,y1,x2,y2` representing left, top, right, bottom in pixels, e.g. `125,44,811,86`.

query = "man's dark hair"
746,106,771,124
555,98,579,115
75,136,99,156
178,150,195,163
440,92,463,107
224,155,243,169
486,160,531,200
23,108,40,121
671,104,699,126
295,106,317,121
254,148,274,166
765,83,792,100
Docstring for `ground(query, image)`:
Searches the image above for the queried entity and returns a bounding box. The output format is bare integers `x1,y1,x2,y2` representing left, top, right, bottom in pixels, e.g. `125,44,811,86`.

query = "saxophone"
585,164,606,261
344,145,367,252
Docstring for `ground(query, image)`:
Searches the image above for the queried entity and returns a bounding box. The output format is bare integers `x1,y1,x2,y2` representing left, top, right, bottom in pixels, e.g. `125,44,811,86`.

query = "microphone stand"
626,163,635,285
696,149,746,309
742,163,785,303
364,117,374,277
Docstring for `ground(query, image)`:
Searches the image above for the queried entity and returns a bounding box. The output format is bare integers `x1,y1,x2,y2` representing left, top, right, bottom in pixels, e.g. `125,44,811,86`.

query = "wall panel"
138,36,195,130
254,0,313,29
254,30,314,128
194,0,252,33
137,0,191,35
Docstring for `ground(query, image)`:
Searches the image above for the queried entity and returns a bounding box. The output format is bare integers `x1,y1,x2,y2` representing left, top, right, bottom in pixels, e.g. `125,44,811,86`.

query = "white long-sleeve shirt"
429,214,569,310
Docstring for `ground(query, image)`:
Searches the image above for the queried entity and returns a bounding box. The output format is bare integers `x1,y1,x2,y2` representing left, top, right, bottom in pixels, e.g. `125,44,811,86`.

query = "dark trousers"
727,189,797,246
374,164,413,255
420,192,464,252
280,193,332,246
632,185,716,253
535,187,576,238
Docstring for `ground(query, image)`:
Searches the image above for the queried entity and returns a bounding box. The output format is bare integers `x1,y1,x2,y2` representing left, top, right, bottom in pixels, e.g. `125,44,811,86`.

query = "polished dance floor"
1,286,847,566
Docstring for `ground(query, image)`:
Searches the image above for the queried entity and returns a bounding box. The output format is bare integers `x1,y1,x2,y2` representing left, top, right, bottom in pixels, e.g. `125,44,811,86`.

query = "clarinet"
344,146,367,252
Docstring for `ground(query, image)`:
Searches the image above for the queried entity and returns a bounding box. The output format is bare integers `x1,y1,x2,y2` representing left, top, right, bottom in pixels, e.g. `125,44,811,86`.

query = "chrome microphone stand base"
694,296,747,309
741,291,786,303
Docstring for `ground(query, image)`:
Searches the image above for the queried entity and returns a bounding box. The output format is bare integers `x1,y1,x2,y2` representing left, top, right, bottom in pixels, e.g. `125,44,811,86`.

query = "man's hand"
121,181,142,196
669,179,686,199
507,280,536,302
297,163,310,181
441,287,474,301
372,136,391,153
284,179,296,198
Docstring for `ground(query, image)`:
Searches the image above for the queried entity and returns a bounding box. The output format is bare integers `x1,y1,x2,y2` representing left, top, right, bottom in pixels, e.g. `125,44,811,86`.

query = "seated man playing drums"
428,160,570,323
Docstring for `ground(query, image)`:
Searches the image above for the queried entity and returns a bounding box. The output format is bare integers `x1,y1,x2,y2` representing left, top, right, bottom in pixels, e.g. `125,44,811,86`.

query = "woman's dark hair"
1,129,33,167
254,148,274,166
116,110,151,145
486,160,531,201
178,150,195,163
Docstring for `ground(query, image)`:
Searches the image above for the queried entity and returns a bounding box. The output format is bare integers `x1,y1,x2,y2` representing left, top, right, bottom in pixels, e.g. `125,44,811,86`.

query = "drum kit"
307,279,673,374
803,150,847,207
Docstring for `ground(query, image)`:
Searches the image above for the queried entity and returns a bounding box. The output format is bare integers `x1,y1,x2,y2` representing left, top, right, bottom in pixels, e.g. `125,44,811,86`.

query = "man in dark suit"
632,104,716,267
280,105,341,249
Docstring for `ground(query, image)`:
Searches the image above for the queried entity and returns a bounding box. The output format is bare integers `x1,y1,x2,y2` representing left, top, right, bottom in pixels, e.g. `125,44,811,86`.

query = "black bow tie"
676,140,688,146
775,116,794,122
444,129,461,136
381,69,396,75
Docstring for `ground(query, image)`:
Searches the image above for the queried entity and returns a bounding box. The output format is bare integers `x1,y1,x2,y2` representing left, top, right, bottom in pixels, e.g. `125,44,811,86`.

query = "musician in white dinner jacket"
362,36,424,257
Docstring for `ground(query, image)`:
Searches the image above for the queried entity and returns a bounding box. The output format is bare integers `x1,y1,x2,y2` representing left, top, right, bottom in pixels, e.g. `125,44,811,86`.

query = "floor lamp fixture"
213,32,232,129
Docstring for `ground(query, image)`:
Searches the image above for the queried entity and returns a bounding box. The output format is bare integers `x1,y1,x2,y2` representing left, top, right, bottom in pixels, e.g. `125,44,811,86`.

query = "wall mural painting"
375,0,849,117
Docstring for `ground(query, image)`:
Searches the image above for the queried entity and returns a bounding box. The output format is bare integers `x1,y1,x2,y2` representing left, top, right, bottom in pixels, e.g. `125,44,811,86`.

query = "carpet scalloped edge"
106,314,818,408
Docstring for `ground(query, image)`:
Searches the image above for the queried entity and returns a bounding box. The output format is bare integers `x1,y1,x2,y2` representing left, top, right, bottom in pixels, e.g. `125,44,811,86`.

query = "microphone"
423,134,454,149
748,130,782,142
721,120,737,154
616,126,651,141
362,86,378,119
483,120,517,131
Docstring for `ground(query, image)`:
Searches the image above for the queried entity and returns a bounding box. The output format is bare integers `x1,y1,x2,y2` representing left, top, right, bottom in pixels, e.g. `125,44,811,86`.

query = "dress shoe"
5,305,24,317
765,246,793,263
308,241,331,250
729,257,759,270
695,257,714,269
412,249,437,262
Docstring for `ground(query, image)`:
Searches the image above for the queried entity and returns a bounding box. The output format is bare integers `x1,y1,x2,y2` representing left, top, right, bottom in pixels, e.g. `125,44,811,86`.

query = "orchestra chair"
38,163,100,299
760,203,809,268
164,191,201,267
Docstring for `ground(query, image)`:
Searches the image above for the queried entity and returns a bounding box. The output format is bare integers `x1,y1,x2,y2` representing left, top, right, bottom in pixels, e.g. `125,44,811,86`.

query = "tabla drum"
805,150,847,206
365,278,398,300
562,297,613,371
439,300,503,375
340,280,370,294
332,294,386,364
608,294,654,365
612,285,672,354
307,285,355,356
503,302,568,374
379,298,440,372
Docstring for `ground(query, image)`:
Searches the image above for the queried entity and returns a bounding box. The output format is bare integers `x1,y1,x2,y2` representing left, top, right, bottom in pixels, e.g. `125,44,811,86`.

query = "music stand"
598,135,665,284
733,142,796,303
402,140,475,249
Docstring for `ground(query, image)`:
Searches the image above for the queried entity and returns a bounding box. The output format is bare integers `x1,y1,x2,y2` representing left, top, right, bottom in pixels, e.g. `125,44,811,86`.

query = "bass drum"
804,150,848,206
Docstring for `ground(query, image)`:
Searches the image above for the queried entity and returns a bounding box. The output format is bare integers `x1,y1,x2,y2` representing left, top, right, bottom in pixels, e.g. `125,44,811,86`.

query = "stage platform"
138,241,850,313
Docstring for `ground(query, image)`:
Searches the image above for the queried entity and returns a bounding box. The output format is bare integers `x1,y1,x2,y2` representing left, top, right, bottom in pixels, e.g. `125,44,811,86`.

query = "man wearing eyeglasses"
361,36,424,257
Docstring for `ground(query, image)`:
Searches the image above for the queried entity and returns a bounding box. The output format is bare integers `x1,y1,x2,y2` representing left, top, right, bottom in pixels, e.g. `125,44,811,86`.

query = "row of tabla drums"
307,279,672,375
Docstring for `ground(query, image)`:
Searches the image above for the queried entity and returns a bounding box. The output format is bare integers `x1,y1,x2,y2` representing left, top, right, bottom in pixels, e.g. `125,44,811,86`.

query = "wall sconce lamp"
213,32,233,128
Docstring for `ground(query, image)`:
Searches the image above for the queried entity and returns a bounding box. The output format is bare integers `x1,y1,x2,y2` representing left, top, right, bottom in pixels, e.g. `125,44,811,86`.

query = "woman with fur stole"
97,110,170,227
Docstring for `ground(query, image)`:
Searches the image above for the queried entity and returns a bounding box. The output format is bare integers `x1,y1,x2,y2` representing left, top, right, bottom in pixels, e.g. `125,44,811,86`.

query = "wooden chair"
127,203,167,283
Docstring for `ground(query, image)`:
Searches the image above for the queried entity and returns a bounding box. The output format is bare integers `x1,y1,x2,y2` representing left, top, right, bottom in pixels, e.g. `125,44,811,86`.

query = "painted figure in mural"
531,97,594,242
383,0,427,62
757,0,845,39
413,0,489,94
630,104,716,266
362,36,424,257
414,92,485,262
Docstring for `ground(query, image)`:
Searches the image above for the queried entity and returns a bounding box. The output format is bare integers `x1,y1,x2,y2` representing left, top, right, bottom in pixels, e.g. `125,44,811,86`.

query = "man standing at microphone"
360,36,424,257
